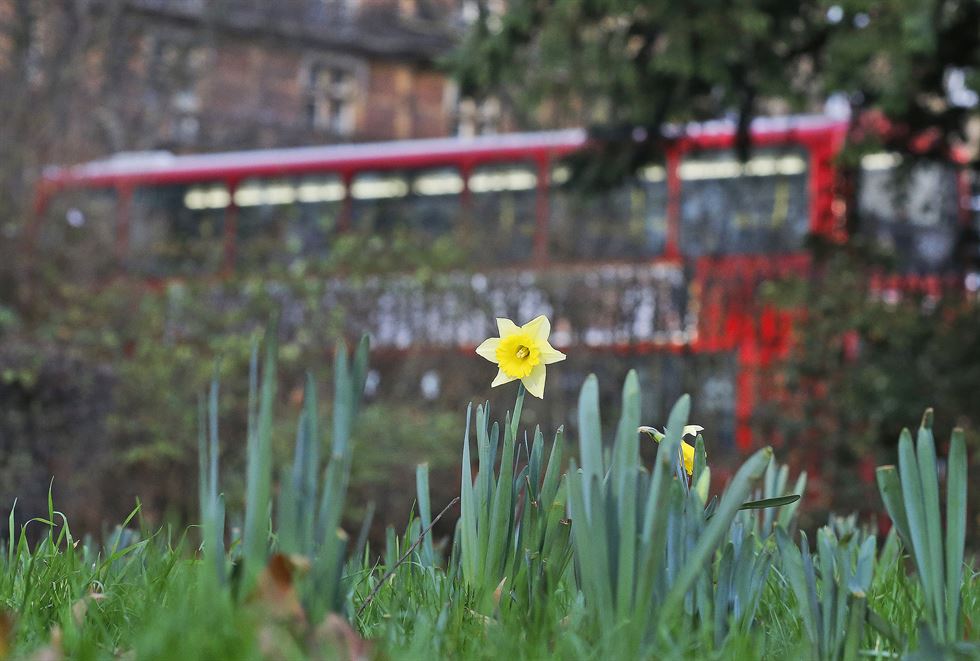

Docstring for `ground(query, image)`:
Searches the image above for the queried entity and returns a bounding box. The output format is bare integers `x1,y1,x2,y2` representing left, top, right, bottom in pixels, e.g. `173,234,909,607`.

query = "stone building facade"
0,0,510,222
113,0,483,153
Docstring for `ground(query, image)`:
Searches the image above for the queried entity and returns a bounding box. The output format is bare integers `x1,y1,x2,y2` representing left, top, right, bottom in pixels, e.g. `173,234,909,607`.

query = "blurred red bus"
29,114,972,451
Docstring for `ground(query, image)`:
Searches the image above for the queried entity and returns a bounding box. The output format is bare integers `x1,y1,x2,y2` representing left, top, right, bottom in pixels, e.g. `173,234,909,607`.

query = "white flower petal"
521,364,546,398
521,315,551,341
475,337,500,362
539,341,566,365
496,317,520,337
682,425,704,438
491,367,518,388
639,426,665,442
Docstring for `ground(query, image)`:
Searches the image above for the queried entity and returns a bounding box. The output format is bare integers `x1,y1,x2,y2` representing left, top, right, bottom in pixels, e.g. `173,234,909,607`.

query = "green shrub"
761,247,980,541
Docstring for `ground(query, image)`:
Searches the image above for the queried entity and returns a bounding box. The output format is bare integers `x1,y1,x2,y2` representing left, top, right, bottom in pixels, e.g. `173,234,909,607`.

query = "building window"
451,86,501,137
172,89,200,144
319,0,357,16
306,61,357,136
459,0,480,23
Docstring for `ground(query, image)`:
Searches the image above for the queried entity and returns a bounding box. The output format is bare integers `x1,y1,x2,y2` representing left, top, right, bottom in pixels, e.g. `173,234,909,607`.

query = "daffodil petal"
491,367,518,388
475,337,501,362
521,315,551,341
539,341,566,365
639,426,664,442
682,424,704,438
521,363,546,398
681,441,695,475
496,317,520,337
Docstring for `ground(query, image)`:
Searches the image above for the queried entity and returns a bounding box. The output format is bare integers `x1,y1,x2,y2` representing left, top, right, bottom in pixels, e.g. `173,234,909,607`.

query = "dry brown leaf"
286,554,311,576
312,613,371,661
493,577,507,609
28,626,63,661
71,592,107,626
257,622,303,661
464,608,493,630
248,553,308,627
0,611,14,660
70,600,86,628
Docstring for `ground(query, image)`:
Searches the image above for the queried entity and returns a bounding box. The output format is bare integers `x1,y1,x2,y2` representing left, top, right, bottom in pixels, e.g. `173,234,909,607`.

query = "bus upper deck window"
549,162,667,262
236,175,342,271
858,154,959,272
468,163,537,265
128,183,226,276
412,170,465,196
679,147,810,257
39,187,118,282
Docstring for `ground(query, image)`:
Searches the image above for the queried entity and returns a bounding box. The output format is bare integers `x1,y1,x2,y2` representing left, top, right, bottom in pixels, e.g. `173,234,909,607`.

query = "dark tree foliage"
759,248,980,538
452,0,980,177
453,1,980,529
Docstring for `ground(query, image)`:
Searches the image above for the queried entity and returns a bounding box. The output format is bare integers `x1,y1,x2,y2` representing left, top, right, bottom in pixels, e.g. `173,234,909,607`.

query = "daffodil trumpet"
638,424,704,476
475,315,566,399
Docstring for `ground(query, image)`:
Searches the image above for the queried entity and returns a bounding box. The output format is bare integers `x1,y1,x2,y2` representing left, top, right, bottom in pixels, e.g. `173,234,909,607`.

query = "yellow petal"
539,341,566,365
491,367,518,388
682,441,695,476
475,337,500,363
496,317,520,337
521,364,547,398
521,315,551,341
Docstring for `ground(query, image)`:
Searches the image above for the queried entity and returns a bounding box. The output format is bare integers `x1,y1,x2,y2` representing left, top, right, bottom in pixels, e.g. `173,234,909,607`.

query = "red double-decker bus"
29,114,971,452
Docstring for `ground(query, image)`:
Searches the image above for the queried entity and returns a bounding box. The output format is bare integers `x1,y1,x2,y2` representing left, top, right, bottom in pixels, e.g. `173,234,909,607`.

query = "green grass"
0,336,978,660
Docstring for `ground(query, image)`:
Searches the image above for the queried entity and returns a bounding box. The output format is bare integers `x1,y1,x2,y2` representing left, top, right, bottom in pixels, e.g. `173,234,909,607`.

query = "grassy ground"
0,505,977,659
0,336,977,659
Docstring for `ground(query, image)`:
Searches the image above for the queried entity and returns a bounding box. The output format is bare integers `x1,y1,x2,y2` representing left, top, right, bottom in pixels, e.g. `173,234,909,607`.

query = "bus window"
858,154,959,272
679,148,810,256
349,171,410,241
39,187,118,282
684,352,737,450
468,163,537,265
235,175,342,270
407,168,463,239
129,183,226,276
350,169,463,268
549,163,667,261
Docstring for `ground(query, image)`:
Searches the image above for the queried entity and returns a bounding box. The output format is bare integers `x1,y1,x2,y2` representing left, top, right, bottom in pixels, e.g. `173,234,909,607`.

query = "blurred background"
1,0,979,543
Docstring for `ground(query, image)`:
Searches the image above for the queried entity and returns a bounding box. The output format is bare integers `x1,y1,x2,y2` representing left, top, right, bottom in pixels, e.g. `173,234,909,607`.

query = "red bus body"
31,114,967,451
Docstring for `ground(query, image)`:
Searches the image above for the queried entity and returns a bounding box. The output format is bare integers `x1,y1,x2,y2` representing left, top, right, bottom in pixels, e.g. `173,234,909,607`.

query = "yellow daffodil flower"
475,315,566,398
638,424,705,475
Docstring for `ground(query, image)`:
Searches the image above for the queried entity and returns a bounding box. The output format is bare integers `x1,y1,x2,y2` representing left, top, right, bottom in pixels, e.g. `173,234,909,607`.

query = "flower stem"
511,383,526,441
